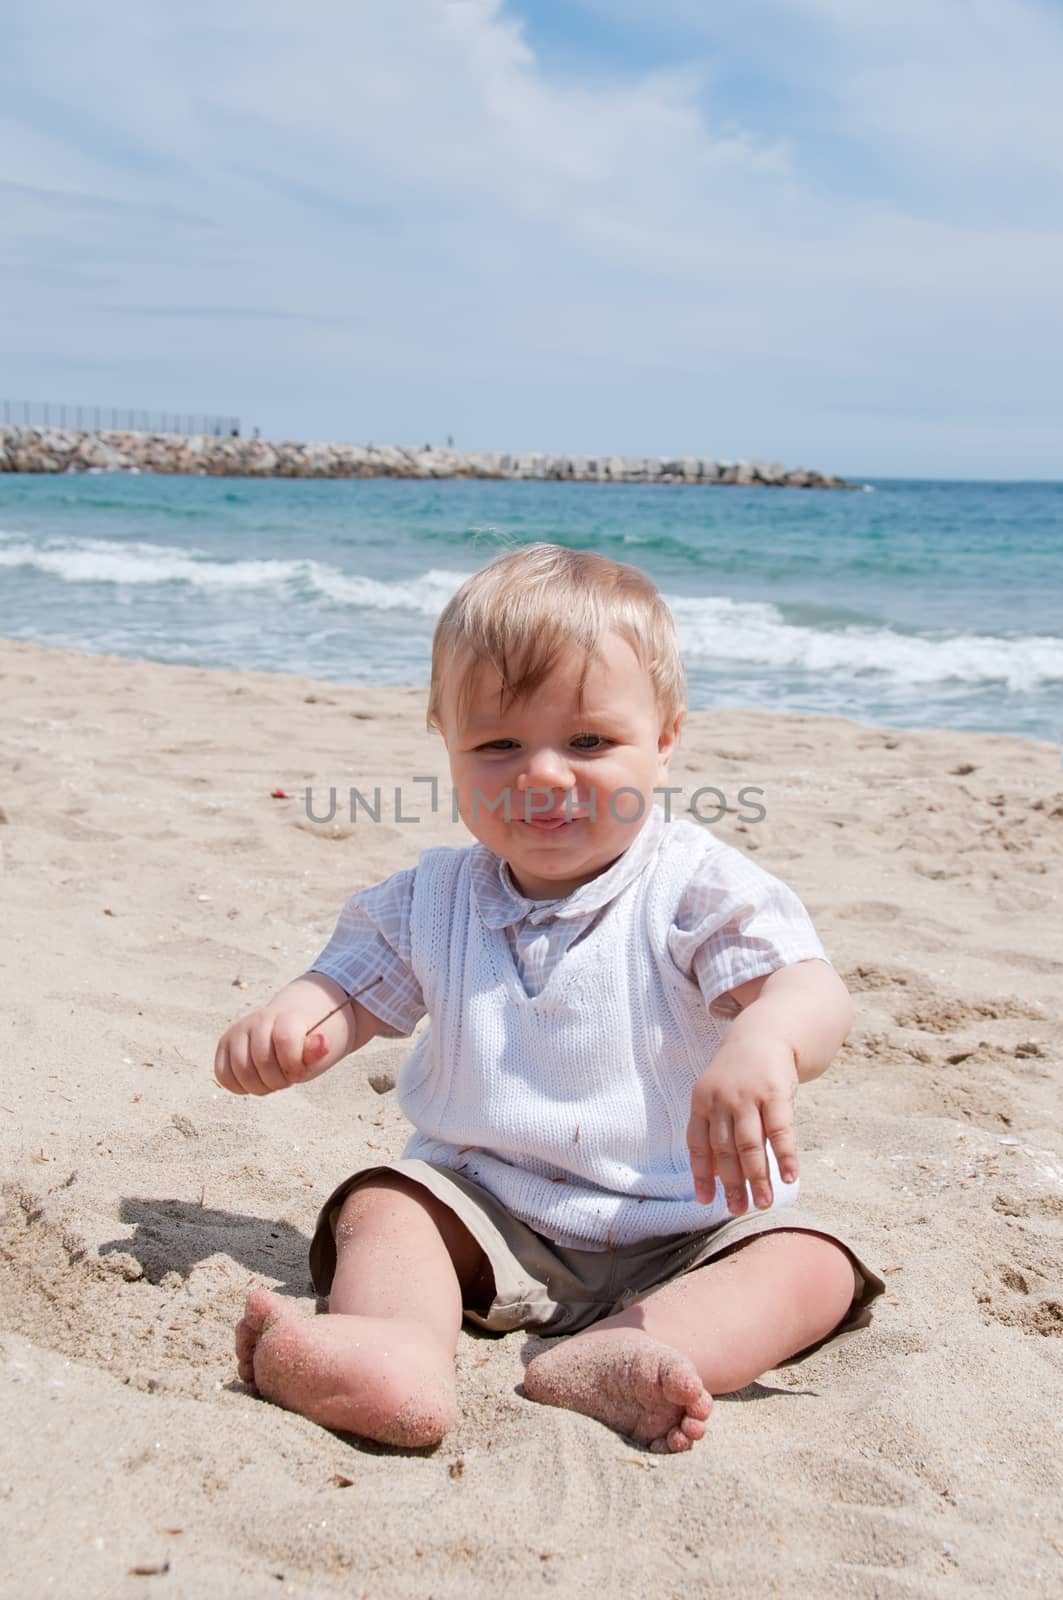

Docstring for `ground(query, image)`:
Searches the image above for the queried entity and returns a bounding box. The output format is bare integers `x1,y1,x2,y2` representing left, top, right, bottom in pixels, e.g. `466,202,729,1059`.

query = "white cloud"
0,0,1061,475
796,0,1063,189
610,0,1063,189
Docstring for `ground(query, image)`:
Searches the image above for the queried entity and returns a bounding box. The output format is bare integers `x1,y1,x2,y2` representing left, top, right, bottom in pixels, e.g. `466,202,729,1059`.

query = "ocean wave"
668,594,1063,692
0,532,470,617
3,530,1061,692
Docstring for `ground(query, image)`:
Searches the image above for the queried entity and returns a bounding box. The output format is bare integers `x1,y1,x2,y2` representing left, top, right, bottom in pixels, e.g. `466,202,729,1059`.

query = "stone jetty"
0,425,853,488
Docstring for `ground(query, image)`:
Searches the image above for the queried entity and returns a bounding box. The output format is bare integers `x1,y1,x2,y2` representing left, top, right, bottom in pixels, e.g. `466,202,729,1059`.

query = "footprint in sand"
841,963,913,992
834,900,902,923
992,1193,1063,1220
894,995,1044,1033
976,1269,1063,1339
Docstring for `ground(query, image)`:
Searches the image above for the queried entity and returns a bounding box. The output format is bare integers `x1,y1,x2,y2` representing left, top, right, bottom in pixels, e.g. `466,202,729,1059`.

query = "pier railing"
0,400,240,437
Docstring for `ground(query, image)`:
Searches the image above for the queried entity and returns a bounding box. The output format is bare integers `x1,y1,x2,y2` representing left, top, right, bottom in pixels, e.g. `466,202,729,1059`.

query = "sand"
1,635,1061,1599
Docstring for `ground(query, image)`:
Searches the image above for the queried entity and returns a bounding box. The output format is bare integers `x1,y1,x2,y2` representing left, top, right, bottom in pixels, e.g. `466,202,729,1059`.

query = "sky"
2,0,1062,479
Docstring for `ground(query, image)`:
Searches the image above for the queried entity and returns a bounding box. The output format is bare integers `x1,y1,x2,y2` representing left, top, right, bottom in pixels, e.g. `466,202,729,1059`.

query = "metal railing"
1,400,241,436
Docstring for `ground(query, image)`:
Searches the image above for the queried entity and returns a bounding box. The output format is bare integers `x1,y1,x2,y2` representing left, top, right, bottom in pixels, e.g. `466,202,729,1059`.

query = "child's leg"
236,1173,487,1447
523,1231,856,1454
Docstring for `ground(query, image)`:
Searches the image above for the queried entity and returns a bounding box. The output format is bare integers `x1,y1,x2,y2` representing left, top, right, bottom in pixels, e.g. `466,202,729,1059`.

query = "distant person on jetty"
214,544,884,1451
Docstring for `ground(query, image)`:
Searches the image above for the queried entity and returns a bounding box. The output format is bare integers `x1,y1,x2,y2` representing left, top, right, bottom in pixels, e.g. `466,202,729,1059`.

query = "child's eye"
571,734,612,751
477,739,519,751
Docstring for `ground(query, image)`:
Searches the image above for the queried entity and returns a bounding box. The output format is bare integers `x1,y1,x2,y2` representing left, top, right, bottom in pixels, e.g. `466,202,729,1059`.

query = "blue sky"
2,0,1061,477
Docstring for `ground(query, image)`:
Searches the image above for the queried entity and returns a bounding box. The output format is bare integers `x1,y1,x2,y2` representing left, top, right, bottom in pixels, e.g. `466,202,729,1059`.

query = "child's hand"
686,1037,799,1216
214,974,388,1097
214,1005,333,1096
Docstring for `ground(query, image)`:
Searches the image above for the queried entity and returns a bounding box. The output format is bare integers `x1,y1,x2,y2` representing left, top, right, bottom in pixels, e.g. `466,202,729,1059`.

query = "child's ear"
657,710,685,770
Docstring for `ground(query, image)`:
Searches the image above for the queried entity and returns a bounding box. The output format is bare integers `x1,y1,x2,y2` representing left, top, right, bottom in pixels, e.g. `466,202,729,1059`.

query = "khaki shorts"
309,1159,885,1359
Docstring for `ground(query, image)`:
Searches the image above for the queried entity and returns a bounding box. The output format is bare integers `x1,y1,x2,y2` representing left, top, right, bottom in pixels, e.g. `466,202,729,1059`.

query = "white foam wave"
0,532,469,617
307,564,470,614
2,530,1060,693
667,592,1063,692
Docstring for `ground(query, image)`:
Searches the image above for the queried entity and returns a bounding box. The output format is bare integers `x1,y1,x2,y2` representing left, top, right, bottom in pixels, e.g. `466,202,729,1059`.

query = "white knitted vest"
398,820,797,1248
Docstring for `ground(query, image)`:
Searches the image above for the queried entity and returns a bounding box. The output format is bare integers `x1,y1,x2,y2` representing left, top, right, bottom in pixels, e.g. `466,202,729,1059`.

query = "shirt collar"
470,804,666,930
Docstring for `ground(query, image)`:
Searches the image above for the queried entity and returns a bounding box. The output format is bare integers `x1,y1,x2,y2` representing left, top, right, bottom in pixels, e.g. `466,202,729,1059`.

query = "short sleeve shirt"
310,807,827,1032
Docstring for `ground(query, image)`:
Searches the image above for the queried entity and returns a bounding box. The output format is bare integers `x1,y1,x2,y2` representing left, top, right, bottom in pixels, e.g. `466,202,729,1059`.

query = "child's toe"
235,1289,287,1387
243,1286,282,1334
658,1351,705,1411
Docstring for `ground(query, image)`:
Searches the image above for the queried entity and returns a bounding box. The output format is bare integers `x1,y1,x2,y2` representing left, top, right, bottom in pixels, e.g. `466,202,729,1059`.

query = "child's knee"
331,1171,487,1292
765,1229,858,1317
335,1172,431,1234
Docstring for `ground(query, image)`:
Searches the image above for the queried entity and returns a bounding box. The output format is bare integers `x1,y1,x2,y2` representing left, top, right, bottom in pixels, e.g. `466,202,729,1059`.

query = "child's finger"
708,1116,749,1215
685,1112,717,1204
213,1036,231,1089
271,1016,311,1081
763,1096,799,1185
247,1017,292,1094
223,1028,261,1095
214,1037,246,1095
238,1047,277,1095
300,1031,330,1074
733,1106,774,1210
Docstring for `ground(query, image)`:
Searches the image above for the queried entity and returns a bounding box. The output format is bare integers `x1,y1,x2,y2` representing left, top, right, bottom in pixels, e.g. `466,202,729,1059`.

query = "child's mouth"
520,813,582,831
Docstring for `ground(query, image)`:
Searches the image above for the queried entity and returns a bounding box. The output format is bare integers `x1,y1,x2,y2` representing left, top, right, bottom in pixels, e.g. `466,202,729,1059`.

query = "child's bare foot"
235,1288,456,1447
523,1328,712,1453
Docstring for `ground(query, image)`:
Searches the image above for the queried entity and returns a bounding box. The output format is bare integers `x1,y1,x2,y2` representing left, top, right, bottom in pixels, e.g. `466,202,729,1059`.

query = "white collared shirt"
313,804,825,1037
311,808,828,1247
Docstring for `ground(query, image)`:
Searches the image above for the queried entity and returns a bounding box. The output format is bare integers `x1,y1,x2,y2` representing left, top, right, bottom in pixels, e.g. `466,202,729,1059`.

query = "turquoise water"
1,472,1061,739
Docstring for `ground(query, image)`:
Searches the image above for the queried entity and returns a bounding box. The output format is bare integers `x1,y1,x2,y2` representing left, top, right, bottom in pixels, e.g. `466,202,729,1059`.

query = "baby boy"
214,543,882,1453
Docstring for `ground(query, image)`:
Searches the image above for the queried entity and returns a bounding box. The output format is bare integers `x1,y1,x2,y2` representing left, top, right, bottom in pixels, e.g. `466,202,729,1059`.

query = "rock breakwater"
0,425,853,488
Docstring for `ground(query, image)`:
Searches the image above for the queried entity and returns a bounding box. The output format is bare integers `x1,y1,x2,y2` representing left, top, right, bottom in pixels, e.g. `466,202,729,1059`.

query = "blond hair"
427,543,686,733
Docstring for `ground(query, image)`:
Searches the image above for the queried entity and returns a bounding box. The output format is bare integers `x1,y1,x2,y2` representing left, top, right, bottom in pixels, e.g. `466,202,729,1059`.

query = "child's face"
442,631,683,898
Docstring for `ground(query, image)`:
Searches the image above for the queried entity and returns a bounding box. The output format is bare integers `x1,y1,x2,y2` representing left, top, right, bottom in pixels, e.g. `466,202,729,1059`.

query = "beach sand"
1,635,1061,1598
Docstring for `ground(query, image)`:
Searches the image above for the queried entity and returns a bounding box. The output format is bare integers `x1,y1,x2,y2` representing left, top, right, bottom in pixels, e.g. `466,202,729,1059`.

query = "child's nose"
516,748,576,790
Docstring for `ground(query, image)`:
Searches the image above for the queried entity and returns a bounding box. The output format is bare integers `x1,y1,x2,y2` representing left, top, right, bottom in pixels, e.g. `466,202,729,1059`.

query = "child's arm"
214,972,390,1097
686,958,853,1216
216,866,424,1097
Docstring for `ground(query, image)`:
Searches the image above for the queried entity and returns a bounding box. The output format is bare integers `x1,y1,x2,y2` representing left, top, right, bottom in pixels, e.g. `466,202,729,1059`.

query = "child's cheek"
455,769,513,829
605,785,649,826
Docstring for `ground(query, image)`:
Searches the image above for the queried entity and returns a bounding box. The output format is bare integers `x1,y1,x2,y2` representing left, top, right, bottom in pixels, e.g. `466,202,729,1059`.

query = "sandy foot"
523,1329,713,1453
235,1288,456,1447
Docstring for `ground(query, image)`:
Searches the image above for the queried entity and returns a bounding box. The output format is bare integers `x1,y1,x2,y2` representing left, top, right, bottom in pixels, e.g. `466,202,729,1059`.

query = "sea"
1,472,1061,742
